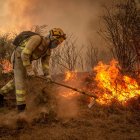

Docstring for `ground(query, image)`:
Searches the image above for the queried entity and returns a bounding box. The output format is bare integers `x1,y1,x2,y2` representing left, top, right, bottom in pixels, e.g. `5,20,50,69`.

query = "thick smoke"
0,0,113,45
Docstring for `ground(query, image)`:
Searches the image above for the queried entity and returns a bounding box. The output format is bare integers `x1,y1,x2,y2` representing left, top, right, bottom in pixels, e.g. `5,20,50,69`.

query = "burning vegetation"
93,60,140,106
59,60,140,108
1,58,140,108
0,59,12,73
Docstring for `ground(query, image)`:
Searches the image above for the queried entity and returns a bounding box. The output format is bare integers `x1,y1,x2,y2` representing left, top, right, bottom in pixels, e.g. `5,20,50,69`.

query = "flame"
0,59,12,73
60,71,78,98
93,60,140,105
58,61,140,107
61,91,77,99
64,71,77,81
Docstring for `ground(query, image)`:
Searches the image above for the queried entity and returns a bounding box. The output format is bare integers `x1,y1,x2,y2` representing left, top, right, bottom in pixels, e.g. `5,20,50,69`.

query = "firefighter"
0,28,66,112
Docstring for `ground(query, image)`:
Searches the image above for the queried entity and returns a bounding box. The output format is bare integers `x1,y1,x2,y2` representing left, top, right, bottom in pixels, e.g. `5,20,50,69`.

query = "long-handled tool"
36,76,97,99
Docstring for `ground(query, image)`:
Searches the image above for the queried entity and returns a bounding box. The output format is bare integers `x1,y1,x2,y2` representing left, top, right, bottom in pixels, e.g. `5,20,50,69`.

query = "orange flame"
64,71,77,81
60,71,78,98
61,91,77,99
59,61,140,106
93,60,140,105
0,59,12,73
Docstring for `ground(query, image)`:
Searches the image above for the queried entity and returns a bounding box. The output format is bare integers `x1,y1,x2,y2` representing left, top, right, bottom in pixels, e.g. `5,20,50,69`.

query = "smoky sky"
0,0,113,45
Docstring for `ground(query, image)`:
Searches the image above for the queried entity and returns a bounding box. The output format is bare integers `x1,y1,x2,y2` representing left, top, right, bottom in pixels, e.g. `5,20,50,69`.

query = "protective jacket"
17,35,51,75
0,35,51,105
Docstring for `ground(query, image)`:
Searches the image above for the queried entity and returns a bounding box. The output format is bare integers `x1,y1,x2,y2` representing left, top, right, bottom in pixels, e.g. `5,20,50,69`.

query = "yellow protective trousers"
0,48,27,105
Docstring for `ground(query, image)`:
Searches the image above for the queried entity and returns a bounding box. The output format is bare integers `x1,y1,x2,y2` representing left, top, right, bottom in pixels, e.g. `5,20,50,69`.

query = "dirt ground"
0,75,140,140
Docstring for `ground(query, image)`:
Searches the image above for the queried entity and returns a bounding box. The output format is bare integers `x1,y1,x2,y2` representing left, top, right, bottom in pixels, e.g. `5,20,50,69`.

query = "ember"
64,71,77,82
0,59,12,73
61,91,77,99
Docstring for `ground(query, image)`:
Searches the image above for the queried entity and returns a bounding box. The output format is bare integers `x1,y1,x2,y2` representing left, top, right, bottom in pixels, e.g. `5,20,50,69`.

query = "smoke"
0,0,113,45
55,73,86,119
56,88,79,119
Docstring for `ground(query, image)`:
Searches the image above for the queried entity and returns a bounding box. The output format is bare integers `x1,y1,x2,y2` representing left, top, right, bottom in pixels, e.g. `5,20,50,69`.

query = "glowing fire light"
93,60,140,105
60,71,78,98
0,59,12,73
59,61,140,106
61,91,77,99
64,71,77,82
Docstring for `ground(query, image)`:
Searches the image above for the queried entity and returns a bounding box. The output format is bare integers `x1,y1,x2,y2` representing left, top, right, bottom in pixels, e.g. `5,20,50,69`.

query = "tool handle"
36,76,97,98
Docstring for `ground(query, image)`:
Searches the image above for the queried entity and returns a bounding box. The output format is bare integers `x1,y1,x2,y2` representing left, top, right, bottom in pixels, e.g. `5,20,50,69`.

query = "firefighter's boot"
17,104,26,113
0,94,4,108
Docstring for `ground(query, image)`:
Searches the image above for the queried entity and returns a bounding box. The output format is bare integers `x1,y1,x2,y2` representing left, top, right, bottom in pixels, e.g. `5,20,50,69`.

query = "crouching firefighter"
0,28,66,112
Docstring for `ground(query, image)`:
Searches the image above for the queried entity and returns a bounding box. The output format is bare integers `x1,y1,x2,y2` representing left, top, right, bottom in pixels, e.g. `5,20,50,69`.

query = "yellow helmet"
49,28,66,43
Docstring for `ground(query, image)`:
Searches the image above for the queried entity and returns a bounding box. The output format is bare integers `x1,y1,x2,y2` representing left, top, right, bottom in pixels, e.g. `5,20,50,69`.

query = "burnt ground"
0,74,140,140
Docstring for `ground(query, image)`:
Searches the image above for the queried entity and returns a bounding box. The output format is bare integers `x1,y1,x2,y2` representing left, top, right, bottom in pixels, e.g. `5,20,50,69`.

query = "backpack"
13,31,40,47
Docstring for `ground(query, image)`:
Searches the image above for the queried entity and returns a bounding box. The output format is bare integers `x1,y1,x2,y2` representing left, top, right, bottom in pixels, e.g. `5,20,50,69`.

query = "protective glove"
26,65,34,77
45,74,52,83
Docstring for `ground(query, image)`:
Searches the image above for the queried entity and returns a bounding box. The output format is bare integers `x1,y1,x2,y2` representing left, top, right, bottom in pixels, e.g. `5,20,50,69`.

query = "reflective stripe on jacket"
19,35,51,75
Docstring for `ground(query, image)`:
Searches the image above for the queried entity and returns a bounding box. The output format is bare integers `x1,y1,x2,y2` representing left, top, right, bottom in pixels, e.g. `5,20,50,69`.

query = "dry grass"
0,75,139,140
